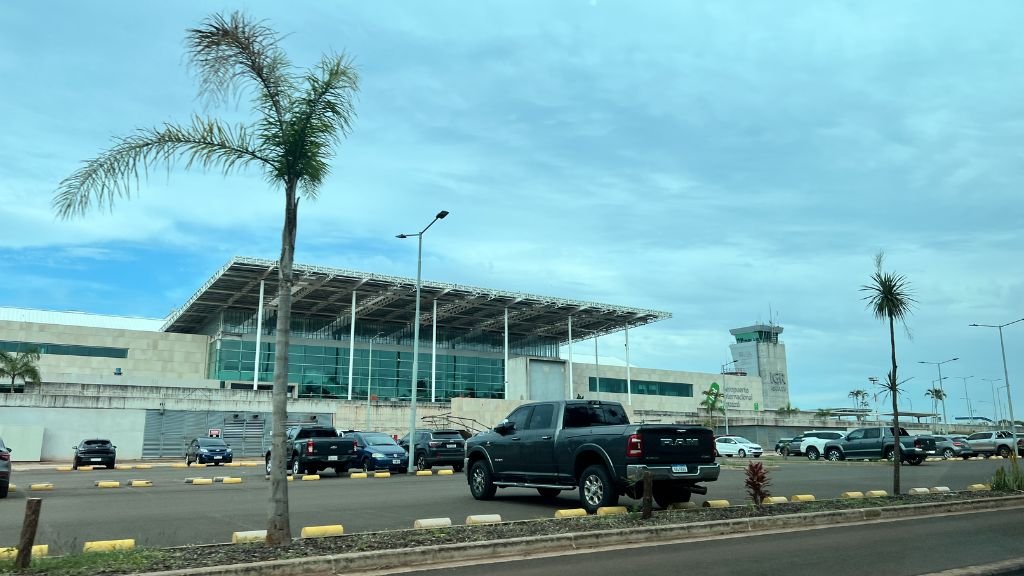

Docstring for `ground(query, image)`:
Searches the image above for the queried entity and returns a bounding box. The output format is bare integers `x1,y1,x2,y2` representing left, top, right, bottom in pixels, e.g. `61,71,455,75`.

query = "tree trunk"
889,316,901,495
266,182,299,547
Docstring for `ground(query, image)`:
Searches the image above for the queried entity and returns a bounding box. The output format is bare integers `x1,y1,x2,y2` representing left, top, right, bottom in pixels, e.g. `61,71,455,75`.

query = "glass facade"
209,339,505,401
0,339,129,359
588,377,693,398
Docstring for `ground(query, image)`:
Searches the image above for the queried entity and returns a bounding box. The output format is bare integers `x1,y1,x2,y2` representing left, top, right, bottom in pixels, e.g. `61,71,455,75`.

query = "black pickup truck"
265,425,358,477
465,400,720,513
822,426,936,465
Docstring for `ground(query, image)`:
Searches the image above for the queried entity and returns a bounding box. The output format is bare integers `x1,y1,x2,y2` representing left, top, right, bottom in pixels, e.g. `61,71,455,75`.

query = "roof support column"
252,280,265,391
431,299,437,403
347,291,356,401
567,316,573,400
625,326,631,406
503,307,509,400
594,335,600,396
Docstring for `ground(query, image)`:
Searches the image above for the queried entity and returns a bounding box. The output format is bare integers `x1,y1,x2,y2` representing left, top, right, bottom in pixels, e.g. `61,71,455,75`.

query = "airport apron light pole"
918,357,958,432
971,317,1024,446
397,210,449,475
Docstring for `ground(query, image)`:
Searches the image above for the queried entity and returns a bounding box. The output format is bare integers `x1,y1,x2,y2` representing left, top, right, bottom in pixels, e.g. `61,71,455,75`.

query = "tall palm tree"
0,348,42,392
849,389,868,420
861,251,916,495
925,388,946,427
700,388,726,429
52,12,359,546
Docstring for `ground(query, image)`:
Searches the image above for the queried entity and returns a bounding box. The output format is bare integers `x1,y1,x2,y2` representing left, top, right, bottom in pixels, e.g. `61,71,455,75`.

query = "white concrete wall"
0,407,147,461
0,425,44,461
0,320,211,386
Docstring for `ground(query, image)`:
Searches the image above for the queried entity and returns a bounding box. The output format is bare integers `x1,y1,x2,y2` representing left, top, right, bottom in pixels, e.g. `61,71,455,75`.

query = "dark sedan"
343,431,409,472
73,439,117,469
0,437,11,499
185,437,233,466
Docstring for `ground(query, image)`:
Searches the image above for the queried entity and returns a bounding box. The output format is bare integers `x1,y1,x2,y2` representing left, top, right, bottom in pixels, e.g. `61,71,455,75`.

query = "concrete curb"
914,557,1024,576
134,495,1024,576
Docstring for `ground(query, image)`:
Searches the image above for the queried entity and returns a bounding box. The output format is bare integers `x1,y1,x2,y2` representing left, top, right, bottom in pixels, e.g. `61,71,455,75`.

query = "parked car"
342,431,409,472
464,400,720,513
73,439,117,469
774,438,794,454
265,425,358,476
949,435,976,459
186,436,233,466
932,435,971,459
783,435,806,456
0,437,10,499
965,431,1024,458
714,436,763,458
822,426,936,465
398,429,467,472
799,430,847,461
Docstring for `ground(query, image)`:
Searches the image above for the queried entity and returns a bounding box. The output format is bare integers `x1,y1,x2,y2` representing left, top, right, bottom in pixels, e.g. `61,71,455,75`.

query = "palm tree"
776,403,800,418
0,348,42,392
52,12,359,546
861,251,916,495
700,388,726,429
925,388,946,426
849,389,868,420
815,408,833,420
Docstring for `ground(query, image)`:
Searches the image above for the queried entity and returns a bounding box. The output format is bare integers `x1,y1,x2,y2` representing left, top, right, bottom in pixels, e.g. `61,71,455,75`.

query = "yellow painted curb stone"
83,539,134,553
231,530,267,544
300,525,344,538
703,500,730,508
554,509,588,518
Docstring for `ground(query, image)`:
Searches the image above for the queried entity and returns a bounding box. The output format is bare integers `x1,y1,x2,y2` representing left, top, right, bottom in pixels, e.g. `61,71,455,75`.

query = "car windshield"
198,438,227,447
361,433,397,446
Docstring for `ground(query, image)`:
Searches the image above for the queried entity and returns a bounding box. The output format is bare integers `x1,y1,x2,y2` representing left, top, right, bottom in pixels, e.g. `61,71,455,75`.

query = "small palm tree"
925,388,946,425
52,12,359,546
861,251,916,495
815,408,834,420
849,389,868,421
776,403,799,418
700,388,726,429
0,348,42,392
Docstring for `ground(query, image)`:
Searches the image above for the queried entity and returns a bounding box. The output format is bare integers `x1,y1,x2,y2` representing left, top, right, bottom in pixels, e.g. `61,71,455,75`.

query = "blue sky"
1,1,1022,418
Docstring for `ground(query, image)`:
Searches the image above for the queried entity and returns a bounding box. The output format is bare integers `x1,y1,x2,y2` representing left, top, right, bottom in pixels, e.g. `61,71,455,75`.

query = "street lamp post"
722,360,739,435
918,358,958,432
958,376,975,425
982,378,1003,431
397,210,449,475
971,318,1024,445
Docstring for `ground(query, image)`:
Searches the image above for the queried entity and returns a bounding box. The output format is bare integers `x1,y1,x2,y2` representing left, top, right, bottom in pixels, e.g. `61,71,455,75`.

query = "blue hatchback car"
343,431,409,472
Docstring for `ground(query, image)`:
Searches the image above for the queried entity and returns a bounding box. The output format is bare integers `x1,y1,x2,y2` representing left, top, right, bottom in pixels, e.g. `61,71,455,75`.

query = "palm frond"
187,11,294,127
860,251,916,325
54,116,274,218
286,53,359,196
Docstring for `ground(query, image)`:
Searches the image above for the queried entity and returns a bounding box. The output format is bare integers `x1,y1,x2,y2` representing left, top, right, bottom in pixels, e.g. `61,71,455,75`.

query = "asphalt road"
404,508,1024,576
0,458,1010,553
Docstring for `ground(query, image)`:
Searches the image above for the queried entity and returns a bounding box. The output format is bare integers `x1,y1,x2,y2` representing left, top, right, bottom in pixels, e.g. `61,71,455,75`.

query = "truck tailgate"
638,426,715,464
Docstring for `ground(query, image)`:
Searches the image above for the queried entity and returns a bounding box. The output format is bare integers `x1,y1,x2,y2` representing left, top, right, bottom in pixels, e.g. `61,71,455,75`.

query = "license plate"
327,455,338,461
90,458,102,462
392,459,401,464
214,456,222,460
671,464,687,473
446,444,456,448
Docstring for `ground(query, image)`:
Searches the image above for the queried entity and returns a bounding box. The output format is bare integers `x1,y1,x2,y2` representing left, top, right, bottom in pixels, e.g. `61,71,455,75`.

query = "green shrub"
991,453,1024,491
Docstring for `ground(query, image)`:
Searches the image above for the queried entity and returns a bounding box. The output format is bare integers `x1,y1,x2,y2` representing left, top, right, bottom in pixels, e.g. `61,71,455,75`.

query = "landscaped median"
2,491,1022,576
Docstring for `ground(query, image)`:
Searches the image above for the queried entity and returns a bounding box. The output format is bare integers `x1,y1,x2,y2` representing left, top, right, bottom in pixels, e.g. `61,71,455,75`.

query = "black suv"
399,429,466,472
73,439,117,469
0,437,11,499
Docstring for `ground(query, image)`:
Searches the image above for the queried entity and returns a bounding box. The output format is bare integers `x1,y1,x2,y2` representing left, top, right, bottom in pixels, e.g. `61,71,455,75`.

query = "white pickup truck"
965,431,1023,459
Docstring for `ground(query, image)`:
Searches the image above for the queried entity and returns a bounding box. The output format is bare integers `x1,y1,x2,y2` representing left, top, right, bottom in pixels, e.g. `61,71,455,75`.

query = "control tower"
729,324,789,411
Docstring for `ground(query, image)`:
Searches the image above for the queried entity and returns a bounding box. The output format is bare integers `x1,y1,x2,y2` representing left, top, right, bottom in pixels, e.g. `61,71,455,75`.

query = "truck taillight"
306,439,314,455
429,441,441,448
352,440,358,451
626,434,643,458
914,439,923,448
0,451,9,461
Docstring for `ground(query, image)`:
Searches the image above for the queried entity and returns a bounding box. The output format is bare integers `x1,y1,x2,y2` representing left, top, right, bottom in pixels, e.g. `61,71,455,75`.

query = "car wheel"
997,445,1011,458
806,447,820,461
106,462,115,469
537,487,560,499
265,456,272,475
468,460,497,501
942,448,954,459
363,458,375,472
652,482,691,509
0,481,8,499
907,456,924,466
825,448,842,461
416,454,428,472
738,449,747,458
291,458,302,476
454,463,464,473
884,447,895,462
579,464,619,514
72,457,79,471
186,454,192,467
962,455,971,460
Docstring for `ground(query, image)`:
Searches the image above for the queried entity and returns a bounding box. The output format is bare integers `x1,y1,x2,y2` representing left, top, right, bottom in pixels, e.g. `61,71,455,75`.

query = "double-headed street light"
982,378,1003,431
918,357,958,432
970,317,1024,445
397,210,449,475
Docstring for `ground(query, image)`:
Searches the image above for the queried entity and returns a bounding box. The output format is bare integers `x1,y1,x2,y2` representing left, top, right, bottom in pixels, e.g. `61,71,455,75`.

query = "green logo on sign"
754,402,759,411
709,382,720,394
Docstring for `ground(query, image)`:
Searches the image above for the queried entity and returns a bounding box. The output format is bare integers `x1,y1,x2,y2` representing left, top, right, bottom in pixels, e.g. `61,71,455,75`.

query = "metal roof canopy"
161,257,671,343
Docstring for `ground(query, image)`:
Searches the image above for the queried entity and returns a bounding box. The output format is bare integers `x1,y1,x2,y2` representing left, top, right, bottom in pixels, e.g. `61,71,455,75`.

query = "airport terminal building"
0,256,791,461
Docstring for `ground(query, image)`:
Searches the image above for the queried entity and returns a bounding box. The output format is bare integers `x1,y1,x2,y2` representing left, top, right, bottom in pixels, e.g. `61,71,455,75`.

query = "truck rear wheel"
997,445,1011,458
579,464,619,514
906,456,924,466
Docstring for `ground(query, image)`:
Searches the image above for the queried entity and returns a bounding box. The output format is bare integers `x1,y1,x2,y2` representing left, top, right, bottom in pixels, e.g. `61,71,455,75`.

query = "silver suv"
0,437,11,499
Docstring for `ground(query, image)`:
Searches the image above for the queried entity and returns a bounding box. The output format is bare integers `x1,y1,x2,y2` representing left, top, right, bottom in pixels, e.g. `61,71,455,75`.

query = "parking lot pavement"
0,458,1009,554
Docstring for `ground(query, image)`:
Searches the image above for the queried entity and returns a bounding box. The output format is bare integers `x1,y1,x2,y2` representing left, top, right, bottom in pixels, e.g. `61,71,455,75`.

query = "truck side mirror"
495,420,515,435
